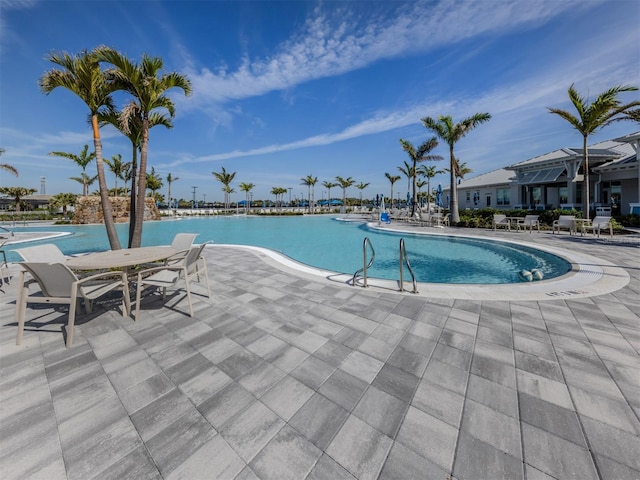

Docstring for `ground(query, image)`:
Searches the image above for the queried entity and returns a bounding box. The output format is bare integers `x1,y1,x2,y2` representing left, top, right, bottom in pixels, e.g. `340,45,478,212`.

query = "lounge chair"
581,216,613,238
493,214,511,231
134,243,211,318
517,215,540,232
15,262,130,347
12,243,67,262
552,215,575,234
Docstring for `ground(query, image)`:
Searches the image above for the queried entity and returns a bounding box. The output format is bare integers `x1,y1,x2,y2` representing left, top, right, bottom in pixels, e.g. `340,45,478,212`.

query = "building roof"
507,134,637,170
455,168,515,189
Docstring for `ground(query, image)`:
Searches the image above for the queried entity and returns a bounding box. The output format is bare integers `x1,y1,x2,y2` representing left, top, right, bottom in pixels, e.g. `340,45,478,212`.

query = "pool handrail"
353,237,375,287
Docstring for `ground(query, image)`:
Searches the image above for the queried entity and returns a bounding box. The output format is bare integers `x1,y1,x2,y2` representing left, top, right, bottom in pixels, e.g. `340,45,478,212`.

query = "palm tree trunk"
92,116,121,250
128,145,138,248
131,119,149,248
450,145,459,224
411,167,417,216
583,135,590,217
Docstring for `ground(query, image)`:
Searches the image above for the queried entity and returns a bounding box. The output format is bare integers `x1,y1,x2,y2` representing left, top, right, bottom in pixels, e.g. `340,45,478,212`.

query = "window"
532,187,542,205
466,191,471,203
496,188,510,206
559,187,568,204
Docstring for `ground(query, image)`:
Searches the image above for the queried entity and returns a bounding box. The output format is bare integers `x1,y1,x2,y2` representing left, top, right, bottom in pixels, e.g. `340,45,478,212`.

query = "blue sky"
1,0,639,203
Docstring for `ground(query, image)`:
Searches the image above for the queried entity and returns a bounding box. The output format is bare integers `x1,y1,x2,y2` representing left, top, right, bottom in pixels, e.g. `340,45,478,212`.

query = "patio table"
66,246,177,271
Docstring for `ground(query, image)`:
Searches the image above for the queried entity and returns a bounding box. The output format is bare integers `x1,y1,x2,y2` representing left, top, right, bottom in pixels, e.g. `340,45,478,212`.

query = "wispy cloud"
185,0,593,105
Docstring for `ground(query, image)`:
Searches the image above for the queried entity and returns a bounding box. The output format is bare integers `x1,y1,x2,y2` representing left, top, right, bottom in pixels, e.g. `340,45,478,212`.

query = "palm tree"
416,179,427,207
223,185,236,211
0,148,18,177
50,192,77,217
95,46,191,248
301,175,318,213
384,173,401,209
99,107,171,246
104,153,127,195
335,176,355,212
70,172,98,194
400,137,441,215
422,113,491,224
0,187,37,213
418,164,444,212
40,49,121,249
548,84,639,214
49,145,96,196
355,182,370,208
146,167,163,198
166,173,178,210
239,182,255,214
213,167,236,212
397,161,413,194
321,181,337,211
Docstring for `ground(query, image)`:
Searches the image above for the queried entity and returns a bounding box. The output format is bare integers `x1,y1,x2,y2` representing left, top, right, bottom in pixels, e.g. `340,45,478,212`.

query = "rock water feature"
73,196,160,224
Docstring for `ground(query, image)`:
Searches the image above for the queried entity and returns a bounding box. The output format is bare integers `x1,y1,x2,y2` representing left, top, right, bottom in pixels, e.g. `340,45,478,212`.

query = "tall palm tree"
104,153,127,195
166,173,178,209
397,161,413,194
99,108,171,246
301,175,318,213
335,176,355,211
96,46,191,248
239,182,255,214
400,137,441,215
384,173,401,209
321,181,337,210
548,84,639,214
213,167,236,212
49,145,96,196
0,187,37,213
40,49,121,249
0,148,18,177
355,182,370,208
418,164,444,212
422,113,491,224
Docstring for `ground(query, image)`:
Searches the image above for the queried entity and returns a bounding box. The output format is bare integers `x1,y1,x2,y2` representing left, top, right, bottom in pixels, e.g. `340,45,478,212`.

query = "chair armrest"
75,269,128,286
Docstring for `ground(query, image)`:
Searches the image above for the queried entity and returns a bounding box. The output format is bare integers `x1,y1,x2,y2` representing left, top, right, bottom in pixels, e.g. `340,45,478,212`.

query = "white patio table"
66,246,177,271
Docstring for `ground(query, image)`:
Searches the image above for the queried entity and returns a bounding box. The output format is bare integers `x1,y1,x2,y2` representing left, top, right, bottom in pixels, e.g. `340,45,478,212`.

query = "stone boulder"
73,196,160,224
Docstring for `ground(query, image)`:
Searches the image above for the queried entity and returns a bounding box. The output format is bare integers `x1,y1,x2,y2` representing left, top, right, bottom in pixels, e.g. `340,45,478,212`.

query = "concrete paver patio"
1,229,639,479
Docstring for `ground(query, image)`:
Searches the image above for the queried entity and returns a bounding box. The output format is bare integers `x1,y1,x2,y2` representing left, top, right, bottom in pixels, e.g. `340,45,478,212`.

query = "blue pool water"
5,216,571,284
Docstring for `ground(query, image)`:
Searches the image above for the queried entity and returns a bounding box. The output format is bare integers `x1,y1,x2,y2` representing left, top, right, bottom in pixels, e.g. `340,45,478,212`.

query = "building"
449,131,640,216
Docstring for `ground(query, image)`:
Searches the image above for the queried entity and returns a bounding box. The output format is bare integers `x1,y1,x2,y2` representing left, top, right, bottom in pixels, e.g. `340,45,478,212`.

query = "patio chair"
517,215,540,232
134,242,211,318
581,216,613,238
165,233,198,265
12,243,67,262
552,215,575,234
493,214,511,231
15,262,130,347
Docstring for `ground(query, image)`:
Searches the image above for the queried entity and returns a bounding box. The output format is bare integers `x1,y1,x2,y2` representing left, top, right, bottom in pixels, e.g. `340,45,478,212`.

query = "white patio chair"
552,215,575,234
493,214,511,231
517,215,540,232
581,216,613,238
12,243,67,262
165,233,198,265
135,242,211,318
15,262,130,347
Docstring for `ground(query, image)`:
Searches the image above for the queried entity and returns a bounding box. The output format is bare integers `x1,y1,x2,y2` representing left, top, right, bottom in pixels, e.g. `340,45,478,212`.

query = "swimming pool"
5,216,571,284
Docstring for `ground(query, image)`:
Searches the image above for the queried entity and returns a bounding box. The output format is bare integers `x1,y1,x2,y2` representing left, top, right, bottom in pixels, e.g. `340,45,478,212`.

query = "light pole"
288,187,292,207
191,186,198,209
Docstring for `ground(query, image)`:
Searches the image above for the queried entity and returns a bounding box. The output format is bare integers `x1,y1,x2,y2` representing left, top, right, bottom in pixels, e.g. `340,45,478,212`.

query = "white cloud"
185,0,593,105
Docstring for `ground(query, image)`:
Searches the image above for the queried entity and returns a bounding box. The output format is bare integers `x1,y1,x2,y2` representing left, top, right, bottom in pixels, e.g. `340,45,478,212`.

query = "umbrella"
407,192,411,206
436,184,443,208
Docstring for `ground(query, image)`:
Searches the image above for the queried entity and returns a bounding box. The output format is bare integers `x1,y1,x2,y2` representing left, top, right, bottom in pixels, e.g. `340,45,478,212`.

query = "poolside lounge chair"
581,216,613,238
12,243,67,263
15,262,130,347
493,214,511,231
552,215,575,234
517,215,540,232
134,243,211,318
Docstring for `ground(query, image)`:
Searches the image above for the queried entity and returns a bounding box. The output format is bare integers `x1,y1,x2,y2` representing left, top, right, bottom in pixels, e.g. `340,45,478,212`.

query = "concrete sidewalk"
1,230,638,479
